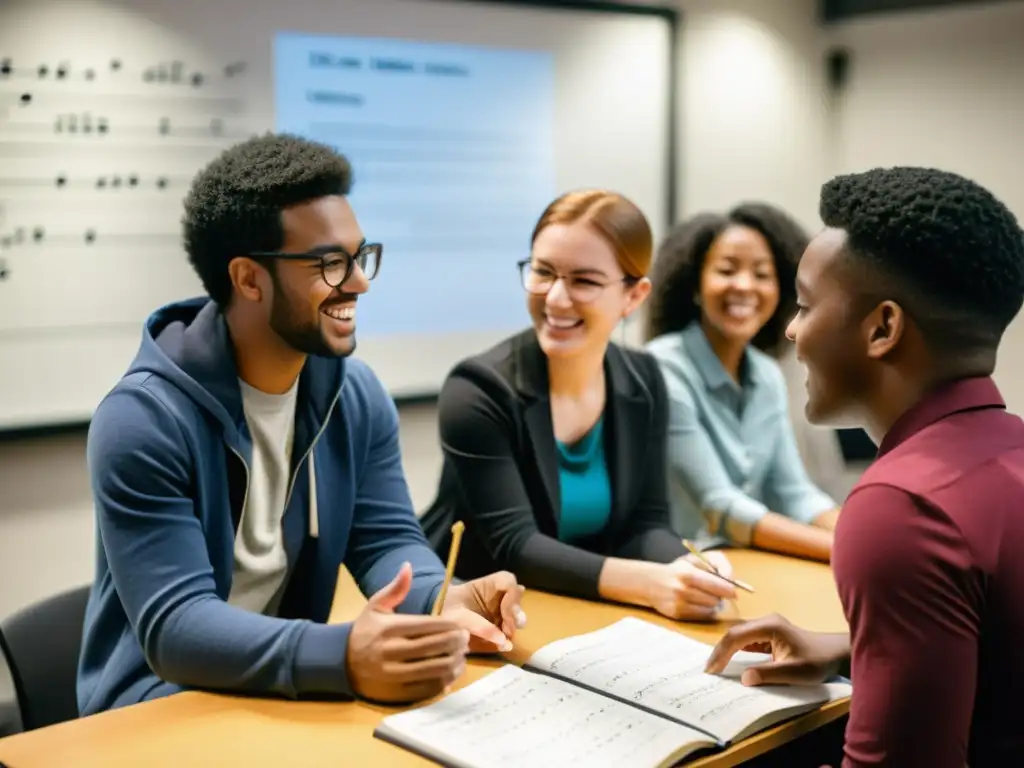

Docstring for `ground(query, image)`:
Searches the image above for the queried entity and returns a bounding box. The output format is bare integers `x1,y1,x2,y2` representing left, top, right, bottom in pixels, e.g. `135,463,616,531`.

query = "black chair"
0,585,90,733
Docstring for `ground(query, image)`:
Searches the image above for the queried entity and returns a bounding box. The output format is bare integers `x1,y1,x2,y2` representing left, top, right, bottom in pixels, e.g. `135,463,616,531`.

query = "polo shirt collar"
878,376,1006,458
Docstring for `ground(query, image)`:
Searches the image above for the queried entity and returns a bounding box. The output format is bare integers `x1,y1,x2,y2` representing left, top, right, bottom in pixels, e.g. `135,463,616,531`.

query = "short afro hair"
820,166,1024,351
645,202,808,356
182,132,353,306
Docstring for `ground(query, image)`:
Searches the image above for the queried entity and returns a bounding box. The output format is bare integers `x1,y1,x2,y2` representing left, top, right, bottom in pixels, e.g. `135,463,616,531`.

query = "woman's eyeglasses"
517,259,634,304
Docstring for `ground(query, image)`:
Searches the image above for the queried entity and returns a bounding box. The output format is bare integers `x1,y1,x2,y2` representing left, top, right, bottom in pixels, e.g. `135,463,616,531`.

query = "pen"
431,520,465,615
682,539,756,594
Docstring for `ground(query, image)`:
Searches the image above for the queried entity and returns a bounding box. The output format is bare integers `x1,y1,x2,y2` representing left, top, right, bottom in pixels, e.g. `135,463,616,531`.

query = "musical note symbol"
55,174,66,188
158,116,170,135
67,113,78,133
0,58,10,77
156,177,168,190
84,228,96,244
128,174,138,187
96,177,106,189
97,116,109,135
210,117,223,137
85,67,95,81
0,259,9,281
110,58,122,72
170,61,183,83
156,62,169,82
19,92,31,105
224,61,246,77
37,64,48,78
190,72,204,87
56,61,69,80
82,112,93,134
32,227,44,242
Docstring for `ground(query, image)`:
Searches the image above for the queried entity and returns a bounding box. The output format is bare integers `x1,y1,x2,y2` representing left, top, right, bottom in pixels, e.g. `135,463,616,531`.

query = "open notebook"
374,617,852,768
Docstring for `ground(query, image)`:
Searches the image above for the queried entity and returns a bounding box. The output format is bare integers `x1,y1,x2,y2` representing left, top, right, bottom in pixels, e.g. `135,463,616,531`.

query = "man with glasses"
78,134,526,716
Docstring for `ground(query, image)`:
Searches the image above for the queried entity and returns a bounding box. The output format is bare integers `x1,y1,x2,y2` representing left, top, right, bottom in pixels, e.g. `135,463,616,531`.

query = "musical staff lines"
0,227,178,249
0,172,189,191
1,90,245,114
0,53,249,300
0,57,246,88
0,112,249,141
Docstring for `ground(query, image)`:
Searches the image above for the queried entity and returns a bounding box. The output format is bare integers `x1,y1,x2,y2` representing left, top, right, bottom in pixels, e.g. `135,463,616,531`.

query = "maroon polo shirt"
833,376,1024,768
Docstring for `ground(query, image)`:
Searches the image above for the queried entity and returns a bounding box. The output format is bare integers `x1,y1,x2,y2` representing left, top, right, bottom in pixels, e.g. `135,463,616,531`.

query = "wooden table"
0,550,848,767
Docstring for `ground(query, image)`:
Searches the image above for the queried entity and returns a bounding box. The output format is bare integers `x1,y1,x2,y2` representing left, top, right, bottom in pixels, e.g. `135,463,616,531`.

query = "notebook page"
374,664,713,768
526,617,838,743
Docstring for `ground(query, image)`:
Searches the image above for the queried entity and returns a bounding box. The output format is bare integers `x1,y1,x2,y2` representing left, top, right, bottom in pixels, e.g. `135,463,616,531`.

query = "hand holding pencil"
682,539,756,594
433,521,528,654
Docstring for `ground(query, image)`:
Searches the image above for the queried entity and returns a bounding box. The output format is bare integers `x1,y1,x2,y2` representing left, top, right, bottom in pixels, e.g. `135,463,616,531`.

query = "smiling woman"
644,203,840,563
420,190,744,623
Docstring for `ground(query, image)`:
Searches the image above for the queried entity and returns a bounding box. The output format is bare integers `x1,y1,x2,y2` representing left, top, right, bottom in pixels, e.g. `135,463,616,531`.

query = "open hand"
442,570,528,654
347,562,469,703
704,613,849,686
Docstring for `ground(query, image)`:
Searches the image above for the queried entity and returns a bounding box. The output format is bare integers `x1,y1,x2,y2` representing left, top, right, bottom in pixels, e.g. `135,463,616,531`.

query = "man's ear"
227,257,265,303
863,300,905,360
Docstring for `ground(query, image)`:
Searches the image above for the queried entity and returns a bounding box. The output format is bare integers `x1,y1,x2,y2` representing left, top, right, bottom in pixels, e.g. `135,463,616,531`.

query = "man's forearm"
149,597,355,699
818,632,852,664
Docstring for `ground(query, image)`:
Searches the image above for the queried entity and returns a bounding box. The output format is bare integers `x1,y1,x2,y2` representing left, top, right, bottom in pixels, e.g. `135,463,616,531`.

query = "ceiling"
822,0,1022,22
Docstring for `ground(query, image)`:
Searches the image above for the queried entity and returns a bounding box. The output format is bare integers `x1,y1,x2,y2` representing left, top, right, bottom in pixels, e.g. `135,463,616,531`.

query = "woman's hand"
644,554,737,621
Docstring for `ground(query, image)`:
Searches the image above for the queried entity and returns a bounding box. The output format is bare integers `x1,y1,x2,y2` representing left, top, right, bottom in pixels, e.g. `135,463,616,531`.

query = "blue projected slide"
274,34,556,337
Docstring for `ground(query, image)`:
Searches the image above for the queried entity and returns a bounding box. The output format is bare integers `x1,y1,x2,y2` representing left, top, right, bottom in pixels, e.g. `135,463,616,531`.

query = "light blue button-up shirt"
645,322,836,547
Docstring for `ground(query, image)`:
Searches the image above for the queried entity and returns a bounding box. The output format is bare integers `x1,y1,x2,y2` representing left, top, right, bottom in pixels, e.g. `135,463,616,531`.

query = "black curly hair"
820,166,1024,352
182,132,353,306
645,202,808,355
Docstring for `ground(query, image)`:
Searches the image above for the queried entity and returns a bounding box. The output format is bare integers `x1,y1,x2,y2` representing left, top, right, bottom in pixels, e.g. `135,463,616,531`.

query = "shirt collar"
681,321,763,392
877,376,1006,457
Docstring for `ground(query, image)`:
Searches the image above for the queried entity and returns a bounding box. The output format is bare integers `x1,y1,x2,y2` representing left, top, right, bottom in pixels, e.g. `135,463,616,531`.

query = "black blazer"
421,329,684,599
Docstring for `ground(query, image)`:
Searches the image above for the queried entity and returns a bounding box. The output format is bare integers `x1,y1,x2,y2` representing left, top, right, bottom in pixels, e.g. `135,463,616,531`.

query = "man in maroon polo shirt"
705,166,1024,767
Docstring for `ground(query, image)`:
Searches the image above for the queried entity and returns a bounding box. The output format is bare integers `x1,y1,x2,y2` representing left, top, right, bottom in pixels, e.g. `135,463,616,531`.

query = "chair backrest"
0,585,90,732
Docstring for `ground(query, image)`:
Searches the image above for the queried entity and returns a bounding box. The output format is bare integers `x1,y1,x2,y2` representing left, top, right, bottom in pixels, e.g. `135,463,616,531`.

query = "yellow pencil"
682,539,756,594
431,521,465,615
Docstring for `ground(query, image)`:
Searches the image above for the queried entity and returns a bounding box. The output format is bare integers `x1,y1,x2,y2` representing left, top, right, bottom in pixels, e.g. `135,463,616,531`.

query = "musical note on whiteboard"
49,112,110,135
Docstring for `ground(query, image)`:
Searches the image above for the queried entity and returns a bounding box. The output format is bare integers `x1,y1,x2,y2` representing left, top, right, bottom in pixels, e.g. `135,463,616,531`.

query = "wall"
0,0,840,622
666,0,856,500
826,0,1024,413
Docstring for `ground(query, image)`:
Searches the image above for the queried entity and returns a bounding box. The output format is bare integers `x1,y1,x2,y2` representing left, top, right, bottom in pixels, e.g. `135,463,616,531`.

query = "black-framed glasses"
517,259,635,304
249,242,382,288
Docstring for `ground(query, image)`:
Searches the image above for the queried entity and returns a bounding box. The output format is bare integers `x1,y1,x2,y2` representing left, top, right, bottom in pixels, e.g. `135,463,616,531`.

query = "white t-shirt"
227,377,300,616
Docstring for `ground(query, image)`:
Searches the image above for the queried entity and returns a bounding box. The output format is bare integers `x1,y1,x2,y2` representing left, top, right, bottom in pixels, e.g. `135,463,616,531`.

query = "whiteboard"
0,0,673,430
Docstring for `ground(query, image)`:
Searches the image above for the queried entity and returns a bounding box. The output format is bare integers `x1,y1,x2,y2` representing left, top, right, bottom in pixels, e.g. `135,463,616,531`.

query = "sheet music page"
526,617,842,743
376,664,712,768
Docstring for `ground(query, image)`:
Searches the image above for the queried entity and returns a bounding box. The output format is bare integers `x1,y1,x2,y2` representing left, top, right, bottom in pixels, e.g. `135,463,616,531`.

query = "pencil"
431,520,466,615
682,539,756,594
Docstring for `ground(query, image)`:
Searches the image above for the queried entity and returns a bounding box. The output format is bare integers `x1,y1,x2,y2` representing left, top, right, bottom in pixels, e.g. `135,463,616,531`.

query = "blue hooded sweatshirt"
76,297,446,716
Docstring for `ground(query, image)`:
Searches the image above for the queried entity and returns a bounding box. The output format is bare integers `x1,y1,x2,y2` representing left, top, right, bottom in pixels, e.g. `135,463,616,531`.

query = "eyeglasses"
249,242,382,287
517,259,635,304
